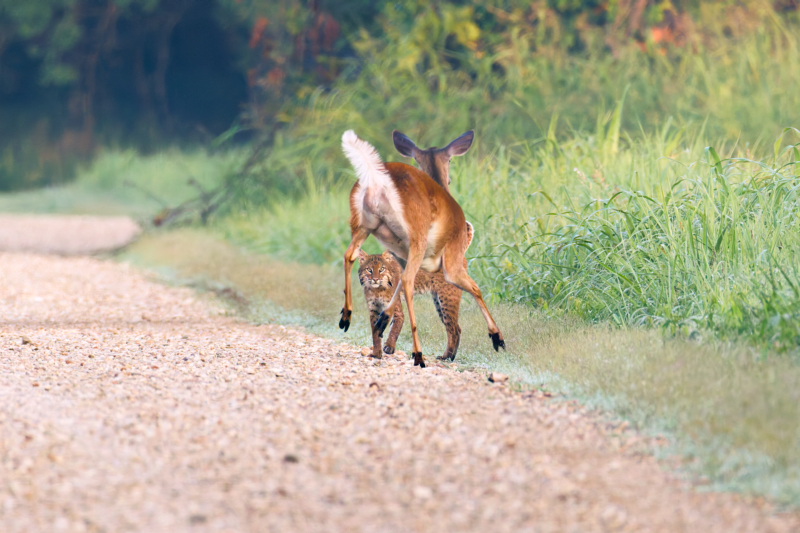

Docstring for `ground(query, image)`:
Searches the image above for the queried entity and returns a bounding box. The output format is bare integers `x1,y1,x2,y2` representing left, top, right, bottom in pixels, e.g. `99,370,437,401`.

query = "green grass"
488,130,800,350
122,229,800,507
0,148,244,219
234,1,800,209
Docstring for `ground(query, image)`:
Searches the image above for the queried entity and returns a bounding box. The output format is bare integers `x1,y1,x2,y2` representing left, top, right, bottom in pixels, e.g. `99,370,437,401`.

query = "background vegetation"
3,0,800,509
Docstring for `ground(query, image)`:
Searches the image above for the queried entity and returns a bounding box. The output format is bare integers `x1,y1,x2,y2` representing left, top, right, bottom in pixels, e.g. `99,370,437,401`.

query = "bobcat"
357,249,464,362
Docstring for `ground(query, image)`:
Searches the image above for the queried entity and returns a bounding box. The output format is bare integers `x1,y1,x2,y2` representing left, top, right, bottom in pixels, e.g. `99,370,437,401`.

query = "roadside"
123,228,800,508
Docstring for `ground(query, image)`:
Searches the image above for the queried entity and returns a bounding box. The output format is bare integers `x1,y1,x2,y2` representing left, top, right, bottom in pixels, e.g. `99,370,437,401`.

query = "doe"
339,130,504,368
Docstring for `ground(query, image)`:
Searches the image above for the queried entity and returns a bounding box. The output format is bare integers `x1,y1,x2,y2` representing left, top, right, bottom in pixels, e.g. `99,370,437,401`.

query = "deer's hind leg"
340,227,369,332
442,241,505,351
374,241,427,366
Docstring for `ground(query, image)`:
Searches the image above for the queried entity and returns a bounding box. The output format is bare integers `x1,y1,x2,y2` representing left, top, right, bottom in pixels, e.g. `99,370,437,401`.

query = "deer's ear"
357,249,368,263
393,130,417,158
446,130,474,157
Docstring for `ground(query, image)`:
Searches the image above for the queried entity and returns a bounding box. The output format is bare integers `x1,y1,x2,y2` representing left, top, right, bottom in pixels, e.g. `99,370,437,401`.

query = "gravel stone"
0,251,797,532
488,372,509,383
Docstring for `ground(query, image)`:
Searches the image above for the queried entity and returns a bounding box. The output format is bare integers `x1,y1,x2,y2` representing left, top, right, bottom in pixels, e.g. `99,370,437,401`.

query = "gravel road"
0,251,797,533
0,214,140,255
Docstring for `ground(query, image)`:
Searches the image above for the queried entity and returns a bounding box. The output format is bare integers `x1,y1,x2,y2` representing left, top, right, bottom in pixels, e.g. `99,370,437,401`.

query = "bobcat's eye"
379,267,385,273
367,268,373,274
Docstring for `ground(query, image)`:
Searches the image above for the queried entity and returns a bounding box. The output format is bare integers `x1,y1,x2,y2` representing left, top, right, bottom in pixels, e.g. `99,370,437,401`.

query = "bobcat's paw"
489,332,505,351
339,308,351,332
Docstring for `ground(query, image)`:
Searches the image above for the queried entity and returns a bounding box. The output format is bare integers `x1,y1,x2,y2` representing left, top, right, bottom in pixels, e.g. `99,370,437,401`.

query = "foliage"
488,126,800,351
3,0,800,190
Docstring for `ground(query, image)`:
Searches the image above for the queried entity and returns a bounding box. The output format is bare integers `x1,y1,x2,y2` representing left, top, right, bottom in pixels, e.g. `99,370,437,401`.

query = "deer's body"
349,162,466,273
339,130,503,368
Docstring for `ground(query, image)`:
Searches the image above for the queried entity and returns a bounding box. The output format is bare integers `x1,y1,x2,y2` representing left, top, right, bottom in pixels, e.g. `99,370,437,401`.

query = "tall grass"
490,127,800,349
235,0,800,208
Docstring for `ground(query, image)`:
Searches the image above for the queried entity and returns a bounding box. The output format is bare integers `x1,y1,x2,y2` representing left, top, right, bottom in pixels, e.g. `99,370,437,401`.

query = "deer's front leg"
340,228,369,332
399,242,426,367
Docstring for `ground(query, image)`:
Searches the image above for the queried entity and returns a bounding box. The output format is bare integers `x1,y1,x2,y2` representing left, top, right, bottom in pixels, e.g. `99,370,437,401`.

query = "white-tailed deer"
339,130,504,368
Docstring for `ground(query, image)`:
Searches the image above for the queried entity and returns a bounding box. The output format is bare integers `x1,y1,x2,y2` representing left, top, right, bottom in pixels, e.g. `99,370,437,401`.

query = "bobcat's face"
357,251,397,290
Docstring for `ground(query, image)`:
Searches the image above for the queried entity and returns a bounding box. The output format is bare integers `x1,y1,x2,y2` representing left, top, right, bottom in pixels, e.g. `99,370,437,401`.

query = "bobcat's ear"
381,250,394,262
357,249,368,263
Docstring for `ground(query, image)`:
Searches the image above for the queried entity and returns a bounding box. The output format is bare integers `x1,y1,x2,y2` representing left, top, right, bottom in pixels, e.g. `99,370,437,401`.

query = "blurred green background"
3,0,799,190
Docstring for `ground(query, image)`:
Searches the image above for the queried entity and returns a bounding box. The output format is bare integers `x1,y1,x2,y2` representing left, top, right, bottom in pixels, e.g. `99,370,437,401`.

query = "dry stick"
122,179,170,207
136,134,273,228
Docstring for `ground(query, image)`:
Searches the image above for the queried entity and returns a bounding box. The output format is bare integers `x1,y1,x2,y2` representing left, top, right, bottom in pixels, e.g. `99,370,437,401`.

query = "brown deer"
339,130,504,368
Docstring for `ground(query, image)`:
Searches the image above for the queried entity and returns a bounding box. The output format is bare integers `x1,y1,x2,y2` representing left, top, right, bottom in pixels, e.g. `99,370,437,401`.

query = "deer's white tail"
342,130,393,190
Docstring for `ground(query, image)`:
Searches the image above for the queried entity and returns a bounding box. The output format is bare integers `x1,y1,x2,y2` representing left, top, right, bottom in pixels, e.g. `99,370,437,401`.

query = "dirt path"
0,214,140,255
0,251,797,533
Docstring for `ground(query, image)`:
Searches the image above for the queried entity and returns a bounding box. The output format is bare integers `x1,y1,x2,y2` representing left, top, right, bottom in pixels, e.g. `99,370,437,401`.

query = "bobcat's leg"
374,280,401,337
434,287,462,361
383,299,404,355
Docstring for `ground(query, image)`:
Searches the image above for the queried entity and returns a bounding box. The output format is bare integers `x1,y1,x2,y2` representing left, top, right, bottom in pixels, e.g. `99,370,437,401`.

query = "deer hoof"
374,312,390,337
339,309,351,332
382,345,395,355
413,352,426,368
490,332,505,351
